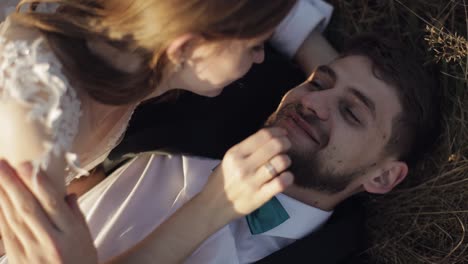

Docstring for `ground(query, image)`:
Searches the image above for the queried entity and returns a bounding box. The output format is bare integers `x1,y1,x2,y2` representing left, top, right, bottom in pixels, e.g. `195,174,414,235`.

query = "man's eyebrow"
315,65,337,82
349,87,376,120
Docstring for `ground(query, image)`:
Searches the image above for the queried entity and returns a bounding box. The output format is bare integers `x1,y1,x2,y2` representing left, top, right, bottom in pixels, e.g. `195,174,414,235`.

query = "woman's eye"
251,44,264,52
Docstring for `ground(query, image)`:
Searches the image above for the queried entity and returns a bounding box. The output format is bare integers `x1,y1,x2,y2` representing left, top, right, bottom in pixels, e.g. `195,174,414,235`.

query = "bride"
0,0,297,262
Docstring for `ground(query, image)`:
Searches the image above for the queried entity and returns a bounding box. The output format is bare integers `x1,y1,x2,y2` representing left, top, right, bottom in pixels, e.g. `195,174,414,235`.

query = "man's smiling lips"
284,112,322,146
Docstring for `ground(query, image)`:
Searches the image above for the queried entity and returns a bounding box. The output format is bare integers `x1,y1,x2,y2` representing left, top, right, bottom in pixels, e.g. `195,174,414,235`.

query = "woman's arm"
108,190,231,263
109,127,293,263
0,98,68,196
0,17,83,197
0,43,70,257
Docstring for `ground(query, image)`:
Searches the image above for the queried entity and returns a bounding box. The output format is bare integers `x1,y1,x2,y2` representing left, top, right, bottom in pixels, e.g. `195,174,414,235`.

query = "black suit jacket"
255,197,367,264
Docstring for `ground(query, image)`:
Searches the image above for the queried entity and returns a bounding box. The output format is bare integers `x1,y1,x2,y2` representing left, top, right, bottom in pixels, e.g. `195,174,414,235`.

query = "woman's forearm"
108,191,233,264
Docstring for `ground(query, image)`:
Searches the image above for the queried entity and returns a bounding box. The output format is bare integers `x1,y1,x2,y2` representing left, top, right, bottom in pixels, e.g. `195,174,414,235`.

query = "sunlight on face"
266,55,402,191
176,31,273,97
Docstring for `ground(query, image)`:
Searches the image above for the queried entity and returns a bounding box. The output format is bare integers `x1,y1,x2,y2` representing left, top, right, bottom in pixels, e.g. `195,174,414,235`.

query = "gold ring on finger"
264,162,277,176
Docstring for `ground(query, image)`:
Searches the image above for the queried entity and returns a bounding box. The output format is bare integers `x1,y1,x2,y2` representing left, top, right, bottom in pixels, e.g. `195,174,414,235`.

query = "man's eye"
308,79,325,90
345,107,361,124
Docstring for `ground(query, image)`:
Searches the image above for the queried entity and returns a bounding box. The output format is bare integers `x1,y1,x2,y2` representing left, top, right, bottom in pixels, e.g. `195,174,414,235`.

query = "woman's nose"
252,48,265,64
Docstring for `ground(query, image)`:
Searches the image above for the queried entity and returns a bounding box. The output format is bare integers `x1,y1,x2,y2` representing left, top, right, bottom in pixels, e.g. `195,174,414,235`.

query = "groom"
81,34,441,263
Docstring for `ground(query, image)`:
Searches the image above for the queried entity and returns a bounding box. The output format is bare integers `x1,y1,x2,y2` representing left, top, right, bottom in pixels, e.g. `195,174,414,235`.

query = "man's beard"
266,103,357,194
288,148,357,194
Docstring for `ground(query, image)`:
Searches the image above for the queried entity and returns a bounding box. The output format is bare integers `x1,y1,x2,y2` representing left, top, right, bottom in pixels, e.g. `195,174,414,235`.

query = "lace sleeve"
0,33,85,184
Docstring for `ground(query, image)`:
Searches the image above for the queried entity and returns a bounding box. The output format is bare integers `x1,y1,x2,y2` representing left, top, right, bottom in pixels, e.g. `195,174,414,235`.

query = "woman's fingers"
16,162,75,231
206,127,295,218
247,135,290,169
255,154,291,185
0,160,57,238
0,161,98,264
230,128,287,157
227,128,291,183
260,171,294,201
243,131,291,188
0,187,27,258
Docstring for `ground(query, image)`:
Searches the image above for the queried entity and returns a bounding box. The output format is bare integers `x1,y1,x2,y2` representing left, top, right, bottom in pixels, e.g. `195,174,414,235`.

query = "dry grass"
325,0,468,263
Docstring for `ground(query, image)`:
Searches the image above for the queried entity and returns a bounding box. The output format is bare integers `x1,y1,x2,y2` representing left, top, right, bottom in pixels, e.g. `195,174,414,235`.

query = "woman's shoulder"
0,15,66,71
0,15,79,106
0,16,82,180
0,16,64,82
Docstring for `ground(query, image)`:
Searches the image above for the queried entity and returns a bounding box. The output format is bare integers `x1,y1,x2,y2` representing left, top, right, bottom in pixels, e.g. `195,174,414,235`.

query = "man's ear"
363,161,408,194
166,34,198,65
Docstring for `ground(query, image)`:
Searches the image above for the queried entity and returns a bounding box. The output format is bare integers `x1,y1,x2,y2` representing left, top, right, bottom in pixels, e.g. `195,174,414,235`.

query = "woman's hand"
202,127,294,221
0,160,98,264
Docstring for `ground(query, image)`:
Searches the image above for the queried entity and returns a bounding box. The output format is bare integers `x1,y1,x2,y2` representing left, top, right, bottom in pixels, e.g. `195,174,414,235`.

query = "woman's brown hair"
11,0,297,105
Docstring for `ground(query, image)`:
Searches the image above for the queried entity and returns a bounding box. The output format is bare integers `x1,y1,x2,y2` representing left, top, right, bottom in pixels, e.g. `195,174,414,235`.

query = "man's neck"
282,185,351,212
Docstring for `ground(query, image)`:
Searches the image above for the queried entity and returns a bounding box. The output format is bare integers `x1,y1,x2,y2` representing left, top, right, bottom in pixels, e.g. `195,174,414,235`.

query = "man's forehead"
306,55,370,81
327,56,393,98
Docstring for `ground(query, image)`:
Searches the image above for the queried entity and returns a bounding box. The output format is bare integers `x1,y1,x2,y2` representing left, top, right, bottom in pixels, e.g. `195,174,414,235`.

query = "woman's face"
173,31,272,97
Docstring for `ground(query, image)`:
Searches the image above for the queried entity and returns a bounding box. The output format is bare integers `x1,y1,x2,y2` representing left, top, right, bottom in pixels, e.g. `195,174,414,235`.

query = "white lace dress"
0,11,138,261
0,14,137,263
0,15,137,179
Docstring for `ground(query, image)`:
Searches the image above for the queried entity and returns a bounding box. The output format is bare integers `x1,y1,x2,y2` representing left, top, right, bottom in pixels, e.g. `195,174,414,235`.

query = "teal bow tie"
245,196,290,235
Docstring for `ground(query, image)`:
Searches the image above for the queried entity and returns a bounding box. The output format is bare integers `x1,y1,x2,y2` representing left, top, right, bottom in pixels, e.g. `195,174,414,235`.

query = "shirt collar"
261,193,333,239
184,156,333,240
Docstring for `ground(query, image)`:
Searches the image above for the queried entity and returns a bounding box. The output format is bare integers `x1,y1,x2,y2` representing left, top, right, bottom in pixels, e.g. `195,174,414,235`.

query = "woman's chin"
196,88,224,98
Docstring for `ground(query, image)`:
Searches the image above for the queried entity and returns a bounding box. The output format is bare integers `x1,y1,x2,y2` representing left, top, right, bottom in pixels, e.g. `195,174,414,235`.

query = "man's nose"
301,92,330,121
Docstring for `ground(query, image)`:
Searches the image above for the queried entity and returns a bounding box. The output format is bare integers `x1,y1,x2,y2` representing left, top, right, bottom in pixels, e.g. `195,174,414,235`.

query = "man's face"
265,55,402,193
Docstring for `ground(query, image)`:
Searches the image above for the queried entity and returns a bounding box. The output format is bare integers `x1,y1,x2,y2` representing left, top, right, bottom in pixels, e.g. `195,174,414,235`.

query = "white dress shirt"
79,153,332,263
271,0,334,58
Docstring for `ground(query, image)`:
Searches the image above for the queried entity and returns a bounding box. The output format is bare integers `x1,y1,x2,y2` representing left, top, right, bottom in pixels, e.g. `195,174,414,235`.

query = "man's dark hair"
341,34,441,168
